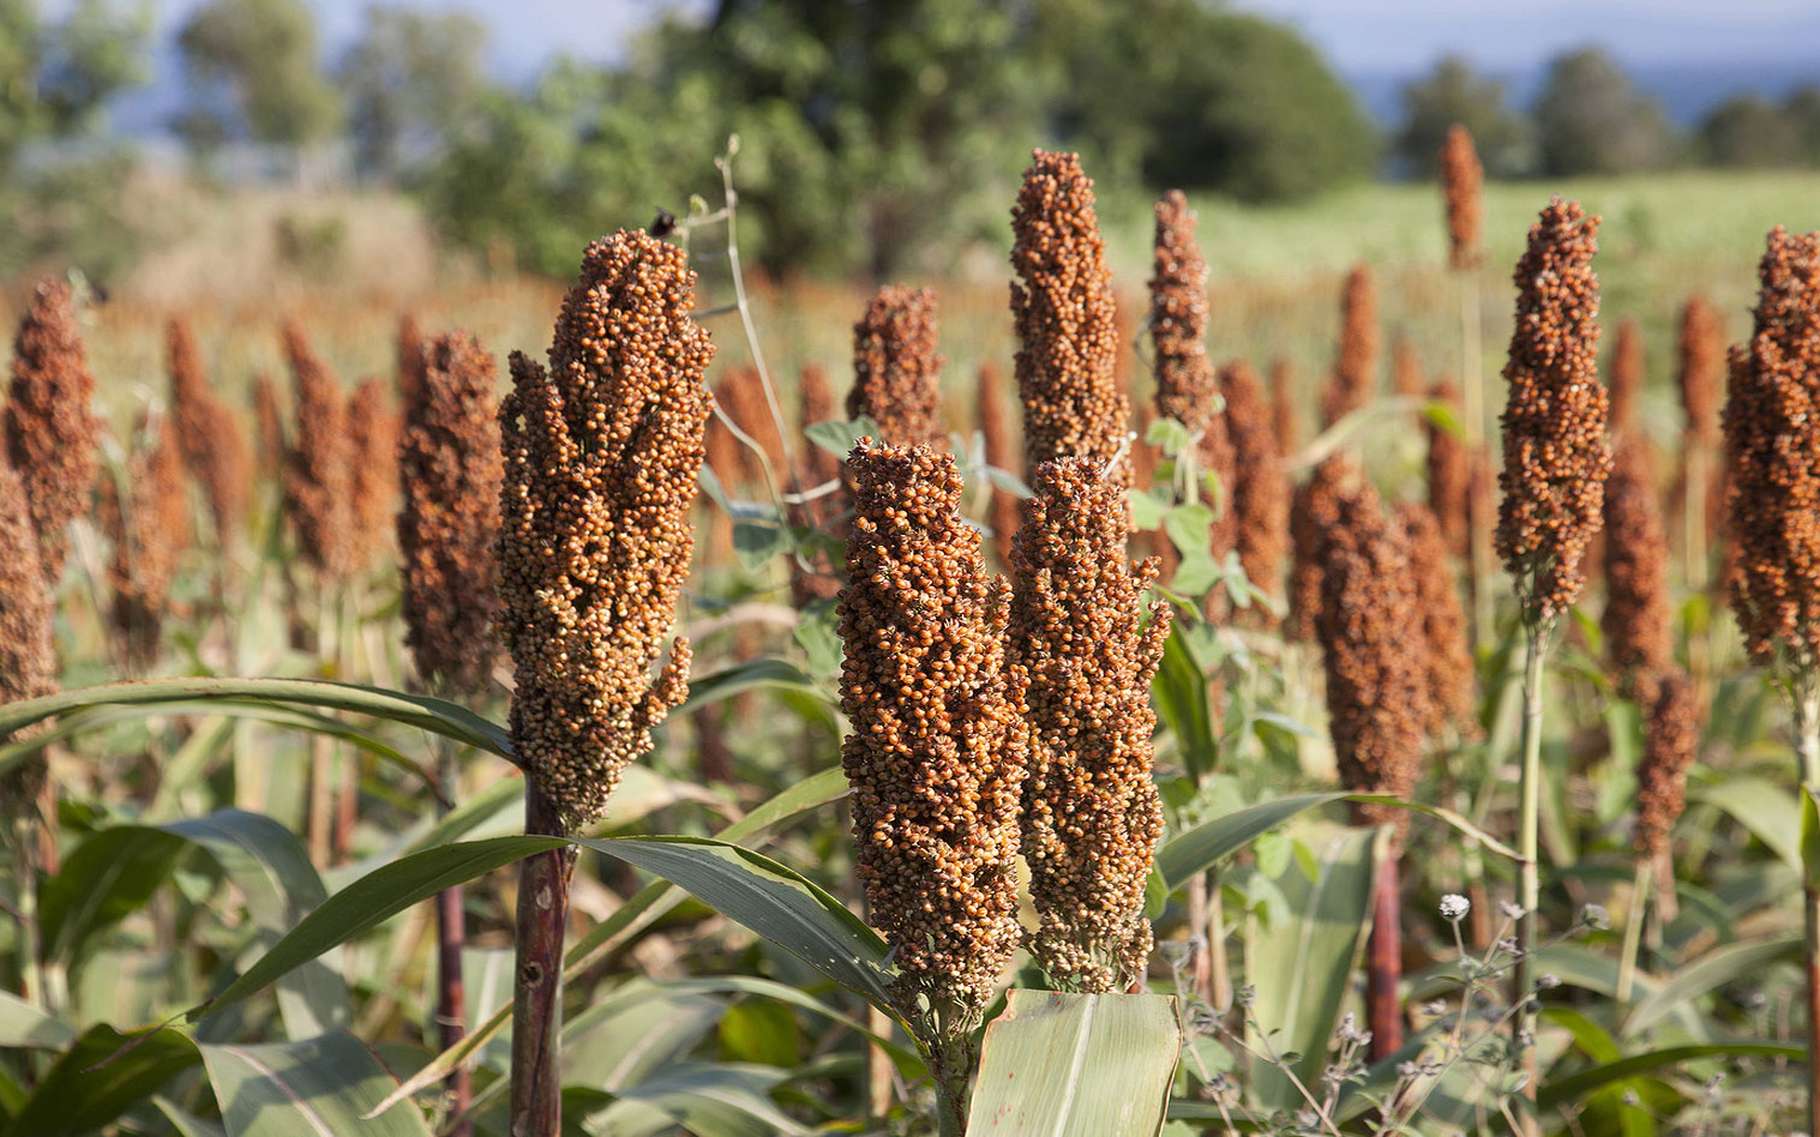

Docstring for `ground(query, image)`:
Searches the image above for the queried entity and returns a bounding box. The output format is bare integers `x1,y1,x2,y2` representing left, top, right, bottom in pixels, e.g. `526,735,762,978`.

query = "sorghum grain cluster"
1677,295,1724,447
1633,669,1697,860
1149,191,1217,431
1441,125,1483,271
849,286,944,448
166,318,251,540
1601,437,1673,690
1607,318,1644,436
5,280,100,584
347,377,400,572
1398,502,1475,737
1321,265,1379,427
107,414,190,666
1219,359,1288,610
281,323,355,579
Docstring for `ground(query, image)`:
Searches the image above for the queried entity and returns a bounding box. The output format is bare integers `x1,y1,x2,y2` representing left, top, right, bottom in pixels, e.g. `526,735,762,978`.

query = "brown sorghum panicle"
1608,318,1644,436
1011,456,1170,993
1602,437,1673,689
838,440,1024,1028
978,360,1021,566
5,279,100,585
797,362,840,494
1220,359,1288,610
281,323,355,579
346,377,400,573
1427,379,1471,556
1677,295,1724,448
1496,198,1612,626
252,372,286,479
1150,191,1217,431
399,332,502,696
397,313,426,408
1440,125,1484,272
498,231,713,829
723,364,788,477
849,286,944,448
1321,265,1378,428
1288,456,1353,643
1724,228,1820,667
1316,480,1429,834
108,413,190,668
1634,668,1697,861
788,363,843,605
1011,150,1129,480
1392,336,1424,399
167,319,251,541
1397,502,1475,737
0,457,55,808
1271,358,1299,453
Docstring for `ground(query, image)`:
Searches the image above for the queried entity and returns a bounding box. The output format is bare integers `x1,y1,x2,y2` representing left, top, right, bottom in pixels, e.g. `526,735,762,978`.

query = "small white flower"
1438,893,1471,922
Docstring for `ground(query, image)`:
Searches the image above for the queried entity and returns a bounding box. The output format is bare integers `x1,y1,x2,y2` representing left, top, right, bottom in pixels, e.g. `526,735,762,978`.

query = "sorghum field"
6,134,1820,1137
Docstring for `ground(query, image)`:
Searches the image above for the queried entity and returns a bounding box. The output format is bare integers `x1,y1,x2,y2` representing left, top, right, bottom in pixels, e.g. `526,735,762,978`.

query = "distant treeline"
3,0,1817,280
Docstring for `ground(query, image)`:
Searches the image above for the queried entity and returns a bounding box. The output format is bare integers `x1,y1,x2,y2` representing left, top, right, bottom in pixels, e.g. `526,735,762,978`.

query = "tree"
1394,55,1532,177
1699,96,1803,168
1785,85,1820,165
0,0,151,173
175,0,342,154
339,6,489,182
1533,47,1676,175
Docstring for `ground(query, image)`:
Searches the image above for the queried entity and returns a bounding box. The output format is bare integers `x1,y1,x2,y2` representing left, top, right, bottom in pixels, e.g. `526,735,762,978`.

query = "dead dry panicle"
1496,198,1612,626
849,286,944,448
1011,150,1129,480
837,440,1025,1028
1010,456,1170,994
5,279,100,586
398,331,503,696
1724,227,1820,668
498,230,713,830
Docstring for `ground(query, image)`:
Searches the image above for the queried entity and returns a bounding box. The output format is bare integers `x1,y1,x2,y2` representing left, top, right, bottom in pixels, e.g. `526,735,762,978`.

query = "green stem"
1514,620,1548,1136
931,1033,976,1137
1615,857,1650,1005
11,817,42,1009
1791,672,1820,1137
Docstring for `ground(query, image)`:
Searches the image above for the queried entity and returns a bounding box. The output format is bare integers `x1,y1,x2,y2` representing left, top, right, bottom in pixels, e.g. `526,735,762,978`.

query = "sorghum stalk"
497,231,712,1135
398,330,502,1134
1723,227,1820,1136
1495,199,1610,1128
1012,151,1129,480
838,441,1025,1133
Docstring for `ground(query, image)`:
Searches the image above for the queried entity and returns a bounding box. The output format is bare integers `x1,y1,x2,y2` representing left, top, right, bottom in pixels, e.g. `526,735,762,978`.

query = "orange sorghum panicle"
1392,336,1424,399
346,377,400,573
5,279,100,585
1150,191,1217,432
252,371,286,480
1724,227,1820,667
1440,124,1484,272
837,440,1025,1029
1011,455,1170,993
1321,265,1378,428
1607,318,1644,436
281,323,355,579
849,286,944,448
1219,359,1288,612
1397,502,1476,737
166,318,251,541
1677,295,1725,448
396,313,426,408
1495,198,1612,626
0,456,55,808
1634,669,1697,861
107,413,190,668
1427,378,1471,557
1287,456,1352,642
497,230,713,829
1271,358,1299,454
1011,150,1129,480
1601,436,1673,690
398,331,503,696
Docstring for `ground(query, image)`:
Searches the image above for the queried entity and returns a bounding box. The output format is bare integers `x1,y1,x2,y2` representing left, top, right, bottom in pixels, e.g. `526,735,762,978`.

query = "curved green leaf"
678,658,824,713
0,991,76,1049
1158,793,1345,888
1538,1041,1801,1109
0,678,510,769
1153,623,1219,781
1621,936,1802,1037
201,1031,433,1137
1693,777,1801,871
969,990,1180,1136
0,1025,199,1137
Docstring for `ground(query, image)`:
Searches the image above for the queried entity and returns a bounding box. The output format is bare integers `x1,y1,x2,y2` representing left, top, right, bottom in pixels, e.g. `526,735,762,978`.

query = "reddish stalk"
509,784,576,1135
1365,857,1403,1060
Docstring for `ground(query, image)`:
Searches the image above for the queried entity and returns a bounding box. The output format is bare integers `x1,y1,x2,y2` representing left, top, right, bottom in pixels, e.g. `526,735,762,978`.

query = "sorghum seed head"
252,371,286,479
1426,379,1472,557
280,322,355,579
1397,502,1476,738
498,230,713,831
166,318,251,541
849,286,944,448
1011,150,1129,481
1011,455,1171,993
1440,125,1484,272
1149,190,1217,434
721,364,788,480
0,456,54,810
1219,359,1289,616
837,440,1025,1032
978,359,1021,566
396,312,426,409
1495,198,1611,626
106,412,190,669
5,279,100,585
1287,456,1353,643
1677,295,1724,448
1315,479,1429,836
1601,436,1673,691
1321,265,1379,428
1725,228,1820,668
1634,668,1697,860
1392,336,1424,400
1607,318,1645,437
346,377,401,573
398,331,503,697
788,362,843,605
